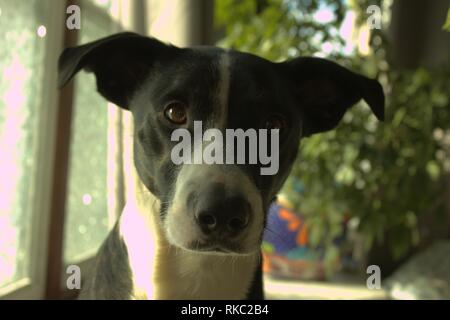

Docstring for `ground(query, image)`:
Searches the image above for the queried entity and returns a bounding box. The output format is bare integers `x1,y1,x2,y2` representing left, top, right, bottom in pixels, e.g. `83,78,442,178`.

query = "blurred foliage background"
215,0,450,274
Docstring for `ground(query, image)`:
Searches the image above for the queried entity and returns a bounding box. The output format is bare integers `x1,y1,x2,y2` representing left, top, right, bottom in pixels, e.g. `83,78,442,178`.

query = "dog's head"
59,32,384,255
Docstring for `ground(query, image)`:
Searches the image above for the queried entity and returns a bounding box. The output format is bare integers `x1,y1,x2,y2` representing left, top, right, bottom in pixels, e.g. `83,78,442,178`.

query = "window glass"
63,3,119,263
0,0,50,289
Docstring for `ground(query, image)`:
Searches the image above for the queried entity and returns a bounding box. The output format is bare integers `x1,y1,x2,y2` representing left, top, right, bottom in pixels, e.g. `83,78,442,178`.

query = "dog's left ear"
280,57,385,137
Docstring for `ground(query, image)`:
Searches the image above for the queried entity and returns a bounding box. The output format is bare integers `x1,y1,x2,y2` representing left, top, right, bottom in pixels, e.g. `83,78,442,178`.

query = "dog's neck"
118,175,259,299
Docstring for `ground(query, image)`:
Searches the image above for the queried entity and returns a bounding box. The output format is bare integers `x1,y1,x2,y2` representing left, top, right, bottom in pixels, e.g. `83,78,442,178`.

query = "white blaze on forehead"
215,52,231,130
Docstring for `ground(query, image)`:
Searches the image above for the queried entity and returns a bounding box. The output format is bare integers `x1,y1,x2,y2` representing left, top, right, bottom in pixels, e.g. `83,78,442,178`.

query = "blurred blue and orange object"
262,202,345,280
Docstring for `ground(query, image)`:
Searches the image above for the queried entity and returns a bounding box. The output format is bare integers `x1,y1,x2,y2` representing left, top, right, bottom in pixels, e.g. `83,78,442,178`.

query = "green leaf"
443,7,450,31
426,160,441,181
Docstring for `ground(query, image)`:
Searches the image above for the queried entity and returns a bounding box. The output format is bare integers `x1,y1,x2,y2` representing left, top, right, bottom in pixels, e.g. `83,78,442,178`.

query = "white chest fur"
118,184,258,300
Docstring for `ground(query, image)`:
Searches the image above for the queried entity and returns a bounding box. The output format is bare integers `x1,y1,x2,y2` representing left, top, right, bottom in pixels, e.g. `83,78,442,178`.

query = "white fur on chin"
119,173,259,300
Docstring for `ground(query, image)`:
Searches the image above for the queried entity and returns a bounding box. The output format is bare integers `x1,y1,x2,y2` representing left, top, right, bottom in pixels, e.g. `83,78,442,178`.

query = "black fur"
59,32,384,300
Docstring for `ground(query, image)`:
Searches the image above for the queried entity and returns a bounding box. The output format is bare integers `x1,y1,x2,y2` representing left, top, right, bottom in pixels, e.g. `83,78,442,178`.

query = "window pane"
0,0,50,289
89,0,114,13
63,6,119,263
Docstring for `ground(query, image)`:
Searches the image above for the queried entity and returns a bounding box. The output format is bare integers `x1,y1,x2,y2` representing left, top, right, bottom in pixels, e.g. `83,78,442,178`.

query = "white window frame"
0,1,66,299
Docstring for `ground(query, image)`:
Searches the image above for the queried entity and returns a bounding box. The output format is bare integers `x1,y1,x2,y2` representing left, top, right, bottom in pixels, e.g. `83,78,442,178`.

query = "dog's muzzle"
165,164,263,255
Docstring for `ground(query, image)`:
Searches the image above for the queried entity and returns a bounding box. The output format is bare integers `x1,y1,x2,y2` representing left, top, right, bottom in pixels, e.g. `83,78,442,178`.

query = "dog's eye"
164,101,187,124
265,115,287,132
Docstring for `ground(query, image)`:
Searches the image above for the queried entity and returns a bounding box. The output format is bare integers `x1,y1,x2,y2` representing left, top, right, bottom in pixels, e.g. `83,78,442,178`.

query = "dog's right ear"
58,32,181,109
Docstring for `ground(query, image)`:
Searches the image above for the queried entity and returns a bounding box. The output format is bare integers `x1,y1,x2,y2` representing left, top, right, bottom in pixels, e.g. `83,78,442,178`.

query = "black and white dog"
58,32,384,300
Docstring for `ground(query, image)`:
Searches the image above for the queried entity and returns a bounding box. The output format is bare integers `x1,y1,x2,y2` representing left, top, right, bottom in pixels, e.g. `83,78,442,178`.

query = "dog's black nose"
195,195,250,237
